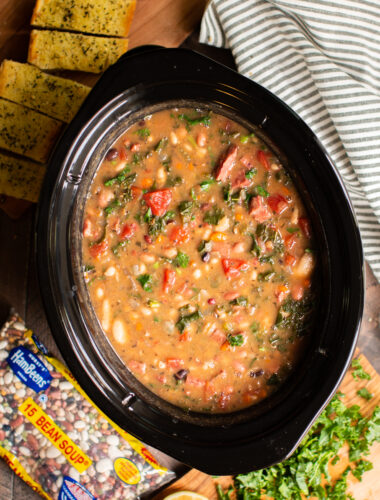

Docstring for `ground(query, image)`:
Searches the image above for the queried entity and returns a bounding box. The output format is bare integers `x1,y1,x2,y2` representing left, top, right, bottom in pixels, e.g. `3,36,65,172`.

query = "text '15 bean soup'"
82,108,315,413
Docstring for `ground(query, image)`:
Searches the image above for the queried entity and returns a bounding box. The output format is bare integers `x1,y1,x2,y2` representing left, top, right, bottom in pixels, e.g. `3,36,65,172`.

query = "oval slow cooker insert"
36,46,363,474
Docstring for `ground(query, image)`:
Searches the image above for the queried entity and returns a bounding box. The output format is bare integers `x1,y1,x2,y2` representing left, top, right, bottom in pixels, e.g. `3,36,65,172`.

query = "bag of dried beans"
0,312,175,499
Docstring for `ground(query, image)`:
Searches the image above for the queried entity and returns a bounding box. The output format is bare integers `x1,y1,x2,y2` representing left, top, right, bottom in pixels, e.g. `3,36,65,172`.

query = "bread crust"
0,152,46,203
28,30,129,73
0,98,62,163
0,60,90,122
30,0,136,37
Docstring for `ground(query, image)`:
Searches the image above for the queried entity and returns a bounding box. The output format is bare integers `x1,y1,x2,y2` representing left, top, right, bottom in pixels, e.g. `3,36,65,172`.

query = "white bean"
294,252,314,278
290,207,299,225
215,216,230,232
102,299,111,332
96,286,104,299
156,166,167,186
170,131,178,145
104,266,116,277
193,269,202,279
203,227,212,240
140,253,156,263
233,242,245,253
162,247,177,258
112,318,127,344
141,307,152,316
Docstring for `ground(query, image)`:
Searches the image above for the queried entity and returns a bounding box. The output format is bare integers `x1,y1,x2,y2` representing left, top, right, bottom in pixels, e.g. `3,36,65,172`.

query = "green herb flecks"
357,388,373,400
219,395,380,500
240,132,256,144
352,359,371,381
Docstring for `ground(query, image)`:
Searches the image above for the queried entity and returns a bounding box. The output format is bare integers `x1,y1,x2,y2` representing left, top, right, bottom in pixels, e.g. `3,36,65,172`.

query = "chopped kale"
137,274,153,292
104,198,121,216
223,184,242,206
256,223,284,254
178,200,195,222
154,137,168,151
245,168,257,179
136,128,150,138
230,296,248,306
147,210,175,237
255,185,269,197
179,113,211,127
275,296,313,335
224,396,380,500
357,388,373,400
227,333,244,347
174,251,190,268
176,309,202,333
203,206,225,225
352,359,371,381
104,166,134,186
166,175,183,187
199,177,216,191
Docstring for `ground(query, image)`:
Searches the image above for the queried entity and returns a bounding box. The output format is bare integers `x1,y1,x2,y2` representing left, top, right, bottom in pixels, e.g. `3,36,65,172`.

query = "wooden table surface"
1,1,380,499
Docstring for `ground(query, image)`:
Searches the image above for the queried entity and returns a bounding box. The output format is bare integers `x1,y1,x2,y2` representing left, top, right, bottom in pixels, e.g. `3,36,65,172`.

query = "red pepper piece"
267,194,288,214
119,222,138,241
162,268,176,293
257,150,271,170
143,189,172,216
221,258,250,279
169,225,190,245
89,240,108,258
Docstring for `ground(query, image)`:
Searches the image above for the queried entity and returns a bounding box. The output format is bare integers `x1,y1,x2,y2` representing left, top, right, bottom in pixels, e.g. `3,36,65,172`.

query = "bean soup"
82,107,315,413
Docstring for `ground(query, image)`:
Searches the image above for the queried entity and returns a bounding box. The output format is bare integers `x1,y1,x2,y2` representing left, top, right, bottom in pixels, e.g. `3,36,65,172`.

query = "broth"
82,108,315,412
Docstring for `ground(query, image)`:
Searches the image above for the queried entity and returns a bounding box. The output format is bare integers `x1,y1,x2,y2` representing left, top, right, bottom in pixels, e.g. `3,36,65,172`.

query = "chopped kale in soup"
82,108,315,412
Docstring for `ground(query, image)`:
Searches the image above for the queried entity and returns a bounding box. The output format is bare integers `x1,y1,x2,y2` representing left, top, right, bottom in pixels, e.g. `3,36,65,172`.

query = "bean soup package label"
0,312,175,499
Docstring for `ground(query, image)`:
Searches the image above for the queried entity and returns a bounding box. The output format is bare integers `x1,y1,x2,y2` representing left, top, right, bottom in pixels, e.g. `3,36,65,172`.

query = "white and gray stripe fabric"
200,0,380,281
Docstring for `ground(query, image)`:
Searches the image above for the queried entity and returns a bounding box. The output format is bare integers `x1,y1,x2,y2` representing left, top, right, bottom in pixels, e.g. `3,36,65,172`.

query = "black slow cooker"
36,46,364,475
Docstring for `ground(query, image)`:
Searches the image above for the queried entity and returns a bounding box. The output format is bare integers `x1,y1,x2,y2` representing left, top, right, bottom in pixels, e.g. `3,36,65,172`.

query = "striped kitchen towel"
200,0,380,281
